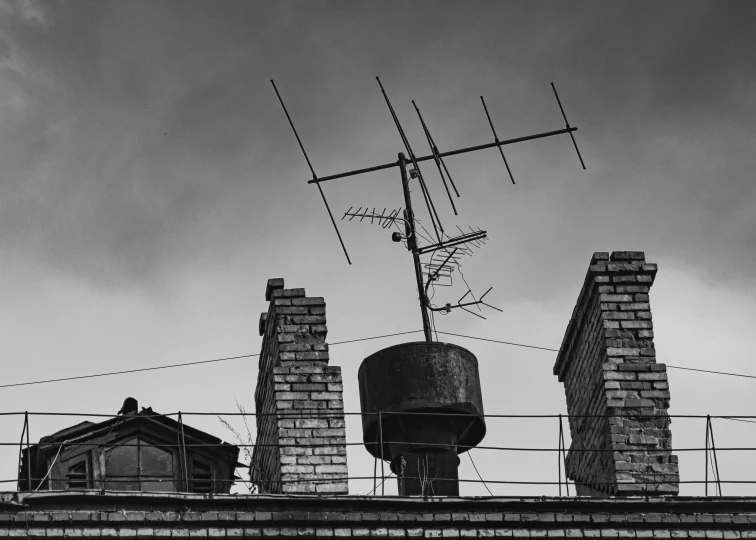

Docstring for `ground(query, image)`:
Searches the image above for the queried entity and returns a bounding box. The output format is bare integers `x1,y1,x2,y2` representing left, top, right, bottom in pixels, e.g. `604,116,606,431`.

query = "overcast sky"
1,0,755,496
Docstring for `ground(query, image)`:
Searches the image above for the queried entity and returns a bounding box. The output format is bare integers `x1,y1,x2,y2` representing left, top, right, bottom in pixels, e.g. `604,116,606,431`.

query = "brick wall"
554,252,678,497
2,492,755,538
251,278,348,495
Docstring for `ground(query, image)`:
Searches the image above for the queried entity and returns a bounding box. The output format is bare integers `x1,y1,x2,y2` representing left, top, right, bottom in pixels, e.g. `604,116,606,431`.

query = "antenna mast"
398,152,433,341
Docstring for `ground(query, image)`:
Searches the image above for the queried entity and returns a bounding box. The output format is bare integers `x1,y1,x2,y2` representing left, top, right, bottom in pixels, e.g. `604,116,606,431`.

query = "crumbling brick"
553,252,679,497
251,278,348,495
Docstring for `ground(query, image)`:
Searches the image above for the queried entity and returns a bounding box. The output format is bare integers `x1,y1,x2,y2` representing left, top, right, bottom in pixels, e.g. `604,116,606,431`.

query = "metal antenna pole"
399,153,433,342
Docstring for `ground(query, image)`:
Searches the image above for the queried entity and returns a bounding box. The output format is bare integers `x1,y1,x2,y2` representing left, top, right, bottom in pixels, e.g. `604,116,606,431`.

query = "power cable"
665,365,756,380
467,452,493,496
435,331,559,352
366,472,394,496
0,353,259,390
3,326,756,390
0,330,423,390
721,417,756,425
437,331,756,380
329,330,421,346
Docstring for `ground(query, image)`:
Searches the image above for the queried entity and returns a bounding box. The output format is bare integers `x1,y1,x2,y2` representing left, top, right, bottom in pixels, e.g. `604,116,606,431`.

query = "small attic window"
104,437,174,492
67,460,88,489
192,460,212,493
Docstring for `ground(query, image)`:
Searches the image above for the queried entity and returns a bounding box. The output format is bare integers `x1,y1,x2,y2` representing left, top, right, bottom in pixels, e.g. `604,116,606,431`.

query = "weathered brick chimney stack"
553,252,679,497
251,278,348,494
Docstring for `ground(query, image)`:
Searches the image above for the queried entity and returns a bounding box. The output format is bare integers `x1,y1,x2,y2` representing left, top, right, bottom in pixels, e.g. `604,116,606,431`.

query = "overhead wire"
0,353,260,390
0,330,424,390
721,417,756,425
665,365,756,380
435,331,560,352
436,331,756,379
2,328,755,391
467,452,493,496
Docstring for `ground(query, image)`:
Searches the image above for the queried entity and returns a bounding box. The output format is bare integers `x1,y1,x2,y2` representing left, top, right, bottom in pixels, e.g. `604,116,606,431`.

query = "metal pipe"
399,153,433,342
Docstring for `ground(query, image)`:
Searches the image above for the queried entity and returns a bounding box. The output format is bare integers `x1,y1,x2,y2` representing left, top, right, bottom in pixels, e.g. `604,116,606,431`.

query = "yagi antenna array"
271,77,585,342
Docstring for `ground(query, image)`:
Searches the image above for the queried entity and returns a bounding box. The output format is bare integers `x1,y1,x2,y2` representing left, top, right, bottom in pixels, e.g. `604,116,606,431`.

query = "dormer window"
104,437,174,492
19,398,239,494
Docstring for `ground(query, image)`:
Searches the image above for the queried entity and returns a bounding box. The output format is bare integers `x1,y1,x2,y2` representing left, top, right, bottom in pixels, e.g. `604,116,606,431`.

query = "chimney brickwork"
251,278,348,495
553,251,679,497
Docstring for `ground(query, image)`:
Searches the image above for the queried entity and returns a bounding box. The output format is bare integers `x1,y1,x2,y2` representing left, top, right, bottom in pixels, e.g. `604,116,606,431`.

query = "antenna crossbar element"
417,230,487,255
342,207,408,230
424,249,459,298
429,286,503,320
307,126,578,185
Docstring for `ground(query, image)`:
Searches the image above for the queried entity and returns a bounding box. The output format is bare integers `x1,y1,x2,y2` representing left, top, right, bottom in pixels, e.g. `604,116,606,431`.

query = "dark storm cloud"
0,1,754,289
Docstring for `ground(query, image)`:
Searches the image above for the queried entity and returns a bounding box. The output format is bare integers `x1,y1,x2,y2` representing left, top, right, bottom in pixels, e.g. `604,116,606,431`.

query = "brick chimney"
251,278,348,494
553,252,679,497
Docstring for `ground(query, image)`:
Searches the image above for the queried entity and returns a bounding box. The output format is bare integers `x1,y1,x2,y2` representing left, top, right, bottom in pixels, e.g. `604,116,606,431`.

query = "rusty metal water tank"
358,341,485,496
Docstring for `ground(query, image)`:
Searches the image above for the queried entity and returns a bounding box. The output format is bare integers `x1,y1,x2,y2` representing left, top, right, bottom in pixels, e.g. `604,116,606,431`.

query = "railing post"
17,413,28,491
557,415,562,497
378,411,385,495
25,412,30,491
178,412,189,492
559,414,570,497
707,416,722,496
705,415,709,496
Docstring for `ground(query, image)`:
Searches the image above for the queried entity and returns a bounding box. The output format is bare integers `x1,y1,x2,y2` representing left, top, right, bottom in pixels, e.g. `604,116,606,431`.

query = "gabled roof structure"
19,398,240,494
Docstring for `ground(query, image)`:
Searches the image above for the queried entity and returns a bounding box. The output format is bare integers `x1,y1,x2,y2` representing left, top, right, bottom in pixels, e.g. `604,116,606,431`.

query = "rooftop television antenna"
272,77,585,496
271,78,584,342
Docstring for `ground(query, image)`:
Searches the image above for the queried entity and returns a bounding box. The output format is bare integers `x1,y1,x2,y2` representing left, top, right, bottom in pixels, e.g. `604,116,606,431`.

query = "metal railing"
3,410,753,496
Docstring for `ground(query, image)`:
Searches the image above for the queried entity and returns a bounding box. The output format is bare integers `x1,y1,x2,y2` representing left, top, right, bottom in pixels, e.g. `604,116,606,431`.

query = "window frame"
65,456,90,490
99,435,178,492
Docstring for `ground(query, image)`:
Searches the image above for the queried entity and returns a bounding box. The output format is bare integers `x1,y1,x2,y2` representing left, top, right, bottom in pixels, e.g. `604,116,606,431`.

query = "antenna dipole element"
399,152,433,342
551,82,586,170
270,79,352,265
412,100,460,215
480,96,516,184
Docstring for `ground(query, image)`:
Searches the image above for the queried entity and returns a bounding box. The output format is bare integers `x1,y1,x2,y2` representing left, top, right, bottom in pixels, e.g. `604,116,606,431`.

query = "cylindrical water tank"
358,342,485,496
